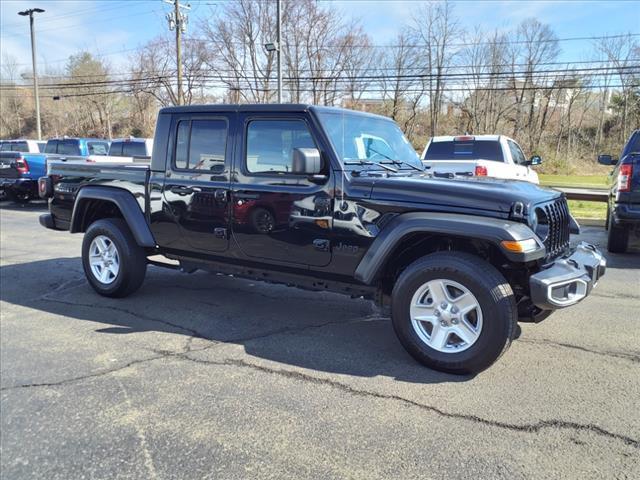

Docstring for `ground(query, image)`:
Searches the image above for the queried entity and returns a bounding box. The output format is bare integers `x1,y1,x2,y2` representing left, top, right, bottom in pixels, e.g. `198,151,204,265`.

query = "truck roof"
159,104,390,121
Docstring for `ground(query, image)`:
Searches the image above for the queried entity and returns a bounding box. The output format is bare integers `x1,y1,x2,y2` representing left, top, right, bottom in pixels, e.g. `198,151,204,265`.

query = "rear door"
162,113,233,254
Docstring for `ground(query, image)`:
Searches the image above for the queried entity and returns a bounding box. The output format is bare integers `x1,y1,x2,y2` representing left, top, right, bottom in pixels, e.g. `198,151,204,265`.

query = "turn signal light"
501,239,539,253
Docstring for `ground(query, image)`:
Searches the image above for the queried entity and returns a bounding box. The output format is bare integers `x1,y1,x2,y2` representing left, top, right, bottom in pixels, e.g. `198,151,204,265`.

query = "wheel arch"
355,212,542,287
71,186,156,248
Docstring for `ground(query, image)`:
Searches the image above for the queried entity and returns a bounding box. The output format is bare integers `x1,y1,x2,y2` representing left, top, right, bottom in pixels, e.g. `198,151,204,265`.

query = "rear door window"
173,119,227,171
425,140,504,162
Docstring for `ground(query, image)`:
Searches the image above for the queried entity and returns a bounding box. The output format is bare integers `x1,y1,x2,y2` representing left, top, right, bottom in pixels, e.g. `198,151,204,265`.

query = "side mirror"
528,155,542,166
597,154,616,166
292,148,322,175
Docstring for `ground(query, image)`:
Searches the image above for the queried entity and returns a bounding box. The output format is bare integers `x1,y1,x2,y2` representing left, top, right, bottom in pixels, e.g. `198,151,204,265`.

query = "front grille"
539,197,571,259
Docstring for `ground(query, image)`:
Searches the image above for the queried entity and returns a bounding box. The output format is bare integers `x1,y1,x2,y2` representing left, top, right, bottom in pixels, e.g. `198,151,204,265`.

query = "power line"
182,32,640,49
3,64,637,91
8,57,638,81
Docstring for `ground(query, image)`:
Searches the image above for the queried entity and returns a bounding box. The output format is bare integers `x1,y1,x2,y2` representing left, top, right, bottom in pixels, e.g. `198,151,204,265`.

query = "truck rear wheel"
607,212,629,253
82,218,147,297
6,189,31,204
391,252,517,375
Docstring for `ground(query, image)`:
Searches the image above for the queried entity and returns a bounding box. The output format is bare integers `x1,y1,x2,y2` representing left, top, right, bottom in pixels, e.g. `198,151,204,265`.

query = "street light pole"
18,8,45,140
277,0,282,103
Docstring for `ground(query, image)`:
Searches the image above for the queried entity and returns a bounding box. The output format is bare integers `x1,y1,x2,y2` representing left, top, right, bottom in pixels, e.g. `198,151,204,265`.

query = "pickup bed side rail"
70,186,156,247
354,212,543,285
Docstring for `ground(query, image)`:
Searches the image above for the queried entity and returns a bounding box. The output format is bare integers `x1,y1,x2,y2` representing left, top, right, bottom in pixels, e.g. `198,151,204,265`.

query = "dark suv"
38,104,606,374
599,130,640,253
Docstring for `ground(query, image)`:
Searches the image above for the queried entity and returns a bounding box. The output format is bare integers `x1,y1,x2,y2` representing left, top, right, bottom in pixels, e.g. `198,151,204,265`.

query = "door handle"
215,189,228,202
170,186,195,195
234,192,259,200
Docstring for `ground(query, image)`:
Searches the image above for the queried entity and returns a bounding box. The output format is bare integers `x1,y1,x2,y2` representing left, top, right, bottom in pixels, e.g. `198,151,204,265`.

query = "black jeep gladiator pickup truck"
38,104,606,374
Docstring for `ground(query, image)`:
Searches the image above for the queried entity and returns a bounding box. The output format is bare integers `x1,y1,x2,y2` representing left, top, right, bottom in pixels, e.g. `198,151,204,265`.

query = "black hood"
352,173,561,215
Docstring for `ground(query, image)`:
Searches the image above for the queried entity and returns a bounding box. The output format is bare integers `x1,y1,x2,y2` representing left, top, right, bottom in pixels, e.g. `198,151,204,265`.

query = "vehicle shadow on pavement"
0,257,471,385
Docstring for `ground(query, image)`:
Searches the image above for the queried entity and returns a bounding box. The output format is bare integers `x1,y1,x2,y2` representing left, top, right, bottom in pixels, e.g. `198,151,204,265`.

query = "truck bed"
47,161,151,229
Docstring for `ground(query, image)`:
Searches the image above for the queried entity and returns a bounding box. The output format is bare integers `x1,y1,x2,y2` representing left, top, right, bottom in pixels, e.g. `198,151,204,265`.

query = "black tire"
251,207,275,234
391,252,517,375
6,189,31,204
607,211,629,253
82,218,147,297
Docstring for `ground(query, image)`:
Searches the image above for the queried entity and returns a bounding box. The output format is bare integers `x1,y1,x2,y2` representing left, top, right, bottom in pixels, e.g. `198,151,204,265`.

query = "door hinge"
214,227,227,239
313,239,330,252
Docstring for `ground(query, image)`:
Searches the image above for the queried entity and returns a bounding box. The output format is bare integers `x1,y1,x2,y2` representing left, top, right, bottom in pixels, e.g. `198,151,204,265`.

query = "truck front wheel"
391,252,517,375
82,218,147,297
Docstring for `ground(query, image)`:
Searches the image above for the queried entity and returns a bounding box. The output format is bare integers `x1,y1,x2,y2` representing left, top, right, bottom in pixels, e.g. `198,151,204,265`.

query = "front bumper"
529,242,606,310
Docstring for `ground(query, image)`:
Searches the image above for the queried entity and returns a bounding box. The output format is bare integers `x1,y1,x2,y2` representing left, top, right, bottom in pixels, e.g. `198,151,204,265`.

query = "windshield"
316,111,422,170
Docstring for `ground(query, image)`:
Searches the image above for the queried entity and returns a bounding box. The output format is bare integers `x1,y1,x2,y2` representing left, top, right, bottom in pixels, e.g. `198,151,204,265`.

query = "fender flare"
354,212,544,285
70,186,156,248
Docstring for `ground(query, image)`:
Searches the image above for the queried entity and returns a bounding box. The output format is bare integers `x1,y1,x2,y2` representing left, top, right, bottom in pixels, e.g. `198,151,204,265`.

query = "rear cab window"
45,140,58,153
87,141,109,155
58,140,81,156
122,142,147,157
425,140,504,162
109,142,124,156
1,142,29,152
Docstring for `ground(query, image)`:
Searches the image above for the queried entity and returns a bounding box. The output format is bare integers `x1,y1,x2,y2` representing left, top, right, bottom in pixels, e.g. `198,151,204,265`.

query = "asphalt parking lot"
1,201,639,479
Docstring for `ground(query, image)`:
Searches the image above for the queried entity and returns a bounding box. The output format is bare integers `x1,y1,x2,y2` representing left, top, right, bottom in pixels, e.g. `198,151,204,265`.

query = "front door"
163,114,233,254
231,114,333,267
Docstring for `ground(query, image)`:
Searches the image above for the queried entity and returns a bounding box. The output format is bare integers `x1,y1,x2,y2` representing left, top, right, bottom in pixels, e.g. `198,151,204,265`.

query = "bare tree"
504,19,560,151
412,1,459,136
597,33,640,143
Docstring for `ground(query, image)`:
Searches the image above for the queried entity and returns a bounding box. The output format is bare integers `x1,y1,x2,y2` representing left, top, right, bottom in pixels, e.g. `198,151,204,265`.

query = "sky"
1,0,639,77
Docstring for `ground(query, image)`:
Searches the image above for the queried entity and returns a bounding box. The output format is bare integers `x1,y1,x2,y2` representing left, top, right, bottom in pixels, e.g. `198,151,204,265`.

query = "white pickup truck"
421,135,541,184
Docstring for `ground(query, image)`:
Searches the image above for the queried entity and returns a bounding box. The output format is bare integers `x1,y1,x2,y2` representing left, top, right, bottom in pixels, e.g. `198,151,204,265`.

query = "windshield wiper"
379,159,425,172
344,159,398,173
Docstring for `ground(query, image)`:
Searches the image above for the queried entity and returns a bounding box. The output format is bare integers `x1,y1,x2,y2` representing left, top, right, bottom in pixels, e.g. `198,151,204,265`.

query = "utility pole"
18,7,45,140
165,0,190,106
277,0,282,103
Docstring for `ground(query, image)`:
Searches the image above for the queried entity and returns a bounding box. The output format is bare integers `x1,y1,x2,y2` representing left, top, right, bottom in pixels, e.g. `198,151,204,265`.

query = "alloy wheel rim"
89,235,120,285
409,279,483,353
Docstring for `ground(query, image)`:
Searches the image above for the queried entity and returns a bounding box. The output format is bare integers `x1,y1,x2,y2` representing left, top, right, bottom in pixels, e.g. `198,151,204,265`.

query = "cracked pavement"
1,202,639,479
